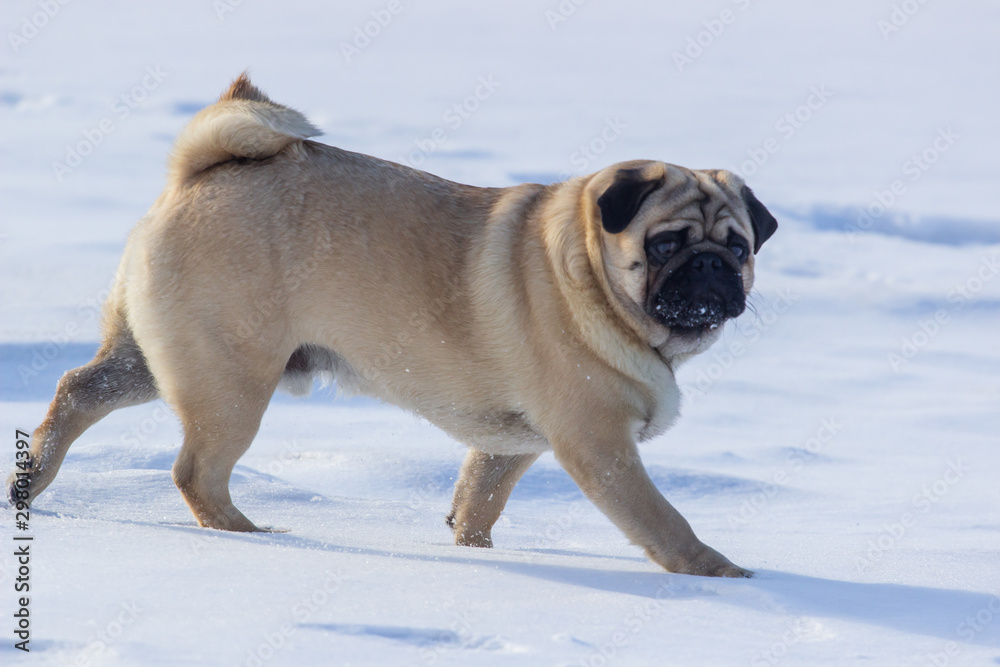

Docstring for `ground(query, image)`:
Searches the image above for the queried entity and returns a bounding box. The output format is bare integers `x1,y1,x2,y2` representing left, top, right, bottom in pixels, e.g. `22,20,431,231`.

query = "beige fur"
9,74,778,577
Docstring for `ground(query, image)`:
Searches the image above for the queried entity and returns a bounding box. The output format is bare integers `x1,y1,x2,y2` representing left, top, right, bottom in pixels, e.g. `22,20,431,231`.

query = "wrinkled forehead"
642,165,751,241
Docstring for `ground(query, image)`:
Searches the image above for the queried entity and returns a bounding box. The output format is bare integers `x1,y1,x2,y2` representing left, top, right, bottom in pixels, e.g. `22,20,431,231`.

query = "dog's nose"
691,253,723,274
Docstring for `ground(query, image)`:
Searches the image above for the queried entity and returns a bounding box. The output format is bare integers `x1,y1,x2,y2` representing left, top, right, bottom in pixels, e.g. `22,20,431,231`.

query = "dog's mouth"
647,249,746,336
652,285,745,335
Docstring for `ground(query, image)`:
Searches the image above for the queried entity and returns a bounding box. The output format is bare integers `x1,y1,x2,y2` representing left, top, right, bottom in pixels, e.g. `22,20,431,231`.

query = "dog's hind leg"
7,322,158,506
447,449,540,548
157,337,289,533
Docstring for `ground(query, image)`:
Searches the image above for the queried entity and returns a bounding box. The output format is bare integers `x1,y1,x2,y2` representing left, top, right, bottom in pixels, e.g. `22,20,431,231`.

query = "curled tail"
167,72,321,187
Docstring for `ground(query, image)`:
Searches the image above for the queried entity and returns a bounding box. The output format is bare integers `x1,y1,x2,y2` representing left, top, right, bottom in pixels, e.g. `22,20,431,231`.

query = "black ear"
597,168,664,234
741,186,778,253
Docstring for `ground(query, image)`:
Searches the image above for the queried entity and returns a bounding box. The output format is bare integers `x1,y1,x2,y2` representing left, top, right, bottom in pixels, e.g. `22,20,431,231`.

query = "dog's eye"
725,231,750,264
646,232,685,265
652,240,678,258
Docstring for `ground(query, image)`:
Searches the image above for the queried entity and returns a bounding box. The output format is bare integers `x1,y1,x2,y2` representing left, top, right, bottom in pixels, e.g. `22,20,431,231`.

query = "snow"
2,1,999,665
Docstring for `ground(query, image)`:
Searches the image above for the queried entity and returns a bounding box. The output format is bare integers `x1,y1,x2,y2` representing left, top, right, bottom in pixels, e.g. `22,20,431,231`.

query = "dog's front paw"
711,562,755,579
657,543,754,578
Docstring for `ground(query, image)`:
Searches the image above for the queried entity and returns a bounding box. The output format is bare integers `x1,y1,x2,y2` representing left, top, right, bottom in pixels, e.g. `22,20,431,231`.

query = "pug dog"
9,74,776,577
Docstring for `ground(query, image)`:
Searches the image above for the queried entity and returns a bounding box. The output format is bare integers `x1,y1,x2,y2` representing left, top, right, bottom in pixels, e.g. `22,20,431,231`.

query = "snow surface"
2,1,999,665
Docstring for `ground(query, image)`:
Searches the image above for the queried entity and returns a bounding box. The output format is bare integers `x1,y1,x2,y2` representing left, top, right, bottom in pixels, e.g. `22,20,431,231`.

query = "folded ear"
741,186,778,253
596,168,665,234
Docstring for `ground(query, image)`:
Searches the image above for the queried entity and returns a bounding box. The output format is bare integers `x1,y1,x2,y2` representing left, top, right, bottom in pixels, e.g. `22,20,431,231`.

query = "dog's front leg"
552,433,752,578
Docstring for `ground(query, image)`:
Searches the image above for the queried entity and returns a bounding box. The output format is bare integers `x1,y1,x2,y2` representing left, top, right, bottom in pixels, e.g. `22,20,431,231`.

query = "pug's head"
585,161,777,354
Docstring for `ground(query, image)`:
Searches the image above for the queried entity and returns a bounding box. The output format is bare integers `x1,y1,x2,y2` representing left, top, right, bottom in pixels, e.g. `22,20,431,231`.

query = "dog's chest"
633,370,682,443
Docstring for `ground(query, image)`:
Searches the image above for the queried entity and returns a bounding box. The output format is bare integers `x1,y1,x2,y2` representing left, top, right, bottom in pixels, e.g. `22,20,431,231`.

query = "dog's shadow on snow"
169,526,1000,650
467,561,1000,650
47,505,997,650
